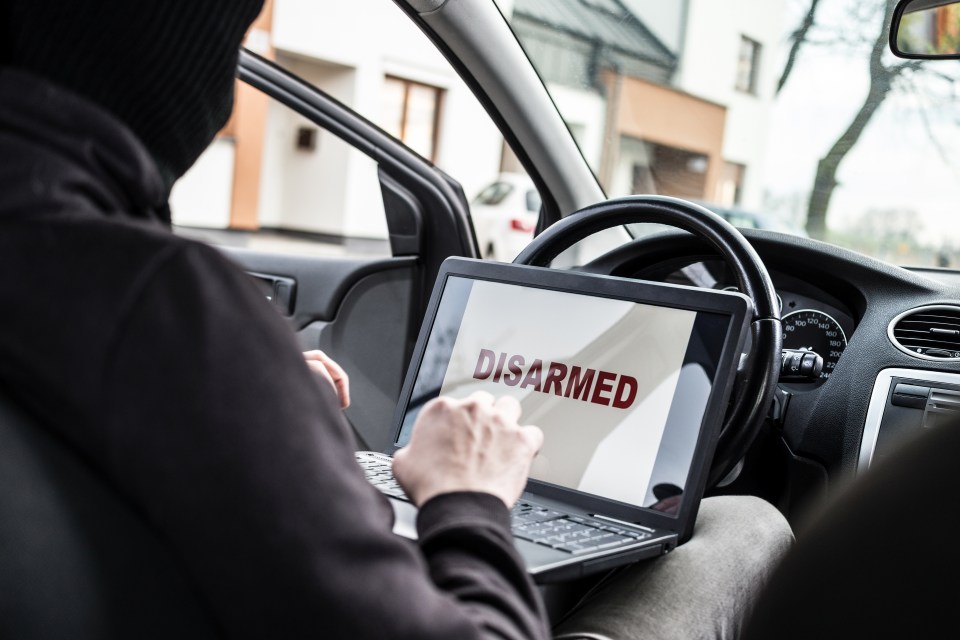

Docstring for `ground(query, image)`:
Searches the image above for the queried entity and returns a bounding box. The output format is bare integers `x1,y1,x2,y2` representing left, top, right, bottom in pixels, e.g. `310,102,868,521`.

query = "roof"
512,0,676,68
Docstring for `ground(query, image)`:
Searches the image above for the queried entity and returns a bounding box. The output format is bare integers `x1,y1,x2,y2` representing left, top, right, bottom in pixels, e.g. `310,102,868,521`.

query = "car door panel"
222,249,417,450
296,265,417,452
200,52,479,450
224,249,416,330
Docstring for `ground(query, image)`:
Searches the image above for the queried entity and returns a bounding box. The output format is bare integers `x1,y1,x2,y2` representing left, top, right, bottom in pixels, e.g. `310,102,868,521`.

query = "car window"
171,88,392,258
172,0,545,263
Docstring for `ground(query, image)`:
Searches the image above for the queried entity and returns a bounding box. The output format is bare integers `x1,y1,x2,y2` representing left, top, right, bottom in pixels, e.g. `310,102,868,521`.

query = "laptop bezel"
387,257,751,542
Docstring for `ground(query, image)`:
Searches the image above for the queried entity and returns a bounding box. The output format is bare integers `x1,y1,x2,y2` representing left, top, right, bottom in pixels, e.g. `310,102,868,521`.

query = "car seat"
0,390,219,639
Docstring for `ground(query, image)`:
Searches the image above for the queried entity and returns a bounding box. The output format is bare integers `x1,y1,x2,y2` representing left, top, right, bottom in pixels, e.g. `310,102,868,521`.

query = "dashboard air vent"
889,305,960,360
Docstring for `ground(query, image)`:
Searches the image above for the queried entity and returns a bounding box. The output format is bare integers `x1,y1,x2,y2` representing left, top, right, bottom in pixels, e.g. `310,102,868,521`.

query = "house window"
381,76,444,162
735,36,762,94
625,139,709,200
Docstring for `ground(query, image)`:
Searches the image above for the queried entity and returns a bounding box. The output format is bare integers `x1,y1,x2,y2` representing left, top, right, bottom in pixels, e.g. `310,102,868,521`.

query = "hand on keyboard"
392,391,543,508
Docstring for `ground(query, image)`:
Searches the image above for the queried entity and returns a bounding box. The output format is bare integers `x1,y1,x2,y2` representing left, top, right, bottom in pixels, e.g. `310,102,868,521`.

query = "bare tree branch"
891,59,926,74
776,0,960,238
904,74,959,173
805,0,901,238
777,0,823,94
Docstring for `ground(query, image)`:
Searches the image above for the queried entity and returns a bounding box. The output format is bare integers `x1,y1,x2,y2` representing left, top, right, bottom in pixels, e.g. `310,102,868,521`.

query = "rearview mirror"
891,0,960,58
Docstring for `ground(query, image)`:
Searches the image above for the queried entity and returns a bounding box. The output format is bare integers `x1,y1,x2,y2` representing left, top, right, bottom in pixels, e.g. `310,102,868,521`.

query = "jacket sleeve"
97,242,549,640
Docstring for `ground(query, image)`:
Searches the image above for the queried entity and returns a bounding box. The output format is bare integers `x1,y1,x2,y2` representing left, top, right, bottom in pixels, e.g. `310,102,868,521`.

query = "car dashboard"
587,227,960,523
661,259,856,390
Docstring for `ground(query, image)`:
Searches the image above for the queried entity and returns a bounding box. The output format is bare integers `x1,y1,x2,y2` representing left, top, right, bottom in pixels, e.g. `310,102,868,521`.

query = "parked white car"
470,172,542,262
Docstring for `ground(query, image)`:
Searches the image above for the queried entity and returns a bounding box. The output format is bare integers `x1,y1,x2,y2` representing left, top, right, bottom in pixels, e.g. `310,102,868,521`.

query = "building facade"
171,0,787,241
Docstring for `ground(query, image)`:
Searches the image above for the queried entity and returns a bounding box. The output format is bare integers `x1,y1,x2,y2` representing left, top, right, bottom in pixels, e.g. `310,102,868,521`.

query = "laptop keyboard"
356,451,408,500
356,451,652,554
512,503,651,554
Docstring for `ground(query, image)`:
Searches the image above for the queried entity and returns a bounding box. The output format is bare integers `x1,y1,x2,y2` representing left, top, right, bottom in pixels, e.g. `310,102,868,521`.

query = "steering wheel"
513,195,782,489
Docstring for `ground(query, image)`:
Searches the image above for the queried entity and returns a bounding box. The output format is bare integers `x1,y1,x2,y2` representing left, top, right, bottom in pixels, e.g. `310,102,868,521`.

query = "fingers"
520,424,544,453
394,391,541,508
464,389,496,408
303,350,351,409
457,392,539,456
312,350,349,383
458,393,529,443
305,358,335,386
494,395,522,423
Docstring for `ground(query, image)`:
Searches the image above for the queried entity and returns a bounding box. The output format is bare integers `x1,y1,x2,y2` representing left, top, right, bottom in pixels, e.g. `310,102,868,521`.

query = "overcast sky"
761,0,960,247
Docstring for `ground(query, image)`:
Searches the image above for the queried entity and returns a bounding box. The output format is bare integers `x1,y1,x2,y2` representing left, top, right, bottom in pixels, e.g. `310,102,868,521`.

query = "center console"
859,368,960,472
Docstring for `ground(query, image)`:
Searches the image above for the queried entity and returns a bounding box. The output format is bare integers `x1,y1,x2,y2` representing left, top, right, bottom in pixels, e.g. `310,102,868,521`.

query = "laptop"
356,257,750,583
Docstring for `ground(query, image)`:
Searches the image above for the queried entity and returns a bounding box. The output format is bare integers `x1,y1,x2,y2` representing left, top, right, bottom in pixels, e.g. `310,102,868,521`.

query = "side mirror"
891,0,960,58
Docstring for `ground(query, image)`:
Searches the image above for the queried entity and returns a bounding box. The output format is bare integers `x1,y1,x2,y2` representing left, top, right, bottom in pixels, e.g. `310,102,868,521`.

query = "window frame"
735,35,762,95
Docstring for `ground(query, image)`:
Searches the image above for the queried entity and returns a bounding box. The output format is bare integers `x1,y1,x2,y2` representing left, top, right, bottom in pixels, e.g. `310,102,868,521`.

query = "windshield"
499,0,960,268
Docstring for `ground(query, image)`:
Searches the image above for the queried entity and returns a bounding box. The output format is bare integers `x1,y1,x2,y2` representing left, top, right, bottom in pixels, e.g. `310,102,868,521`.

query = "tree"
777,0,823,95
777,0,930,239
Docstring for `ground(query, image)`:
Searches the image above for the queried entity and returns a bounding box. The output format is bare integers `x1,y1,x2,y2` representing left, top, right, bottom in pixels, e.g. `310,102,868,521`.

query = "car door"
171,0,615,454
176,50,481,453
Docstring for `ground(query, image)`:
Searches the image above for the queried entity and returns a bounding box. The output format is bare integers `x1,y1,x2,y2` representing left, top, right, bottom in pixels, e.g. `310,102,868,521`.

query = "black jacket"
0,68,549,639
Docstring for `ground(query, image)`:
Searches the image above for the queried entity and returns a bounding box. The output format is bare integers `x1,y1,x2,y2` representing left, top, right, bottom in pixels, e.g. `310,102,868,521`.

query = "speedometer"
781,310,847,382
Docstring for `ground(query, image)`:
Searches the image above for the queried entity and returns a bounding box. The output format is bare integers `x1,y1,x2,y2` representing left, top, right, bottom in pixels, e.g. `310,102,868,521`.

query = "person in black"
741,419,960,639
0,0,792,638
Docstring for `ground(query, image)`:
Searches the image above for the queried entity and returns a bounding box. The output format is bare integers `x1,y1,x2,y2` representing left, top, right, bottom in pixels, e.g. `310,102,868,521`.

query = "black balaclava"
1,0,266,191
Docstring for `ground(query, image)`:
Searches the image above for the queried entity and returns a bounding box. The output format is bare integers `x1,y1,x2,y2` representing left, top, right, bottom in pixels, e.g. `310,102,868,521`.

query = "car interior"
3,0,960,635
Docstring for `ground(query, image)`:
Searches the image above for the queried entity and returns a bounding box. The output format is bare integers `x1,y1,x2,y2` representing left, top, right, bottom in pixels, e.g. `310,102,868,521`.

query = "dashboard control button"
780,349,824,382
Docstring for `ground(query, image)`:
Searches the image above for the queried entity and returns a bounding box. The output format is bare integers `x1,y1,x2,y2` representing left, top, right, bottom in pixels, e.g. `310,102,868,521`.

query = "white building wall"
170,139,235,228
270,0,504,234
677,0,787,209
172,1,788,236
256,58,388,239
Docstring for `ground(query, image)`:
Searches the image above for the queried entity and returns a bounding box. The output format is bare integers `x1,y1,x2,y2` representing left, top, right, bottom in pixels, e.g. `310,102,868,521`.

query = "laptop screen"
395,269,742,518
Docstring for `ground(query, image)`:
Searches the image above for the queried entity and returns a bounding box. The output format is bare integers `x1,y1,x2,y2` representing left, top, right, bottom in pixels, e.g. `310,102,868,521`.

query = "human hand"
392,391,543,508
303,350,350,409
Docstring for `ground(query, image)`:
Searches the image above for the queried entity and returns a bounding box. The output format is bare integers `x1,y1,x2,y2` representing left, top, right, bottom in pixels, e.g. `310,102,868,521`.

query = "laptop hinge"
591,514,656,533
